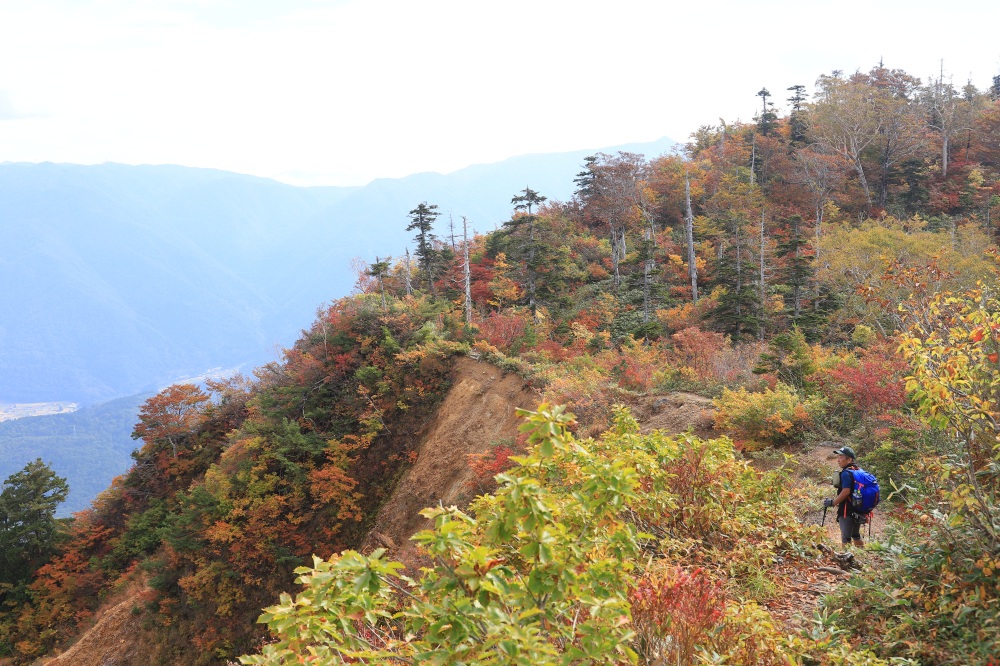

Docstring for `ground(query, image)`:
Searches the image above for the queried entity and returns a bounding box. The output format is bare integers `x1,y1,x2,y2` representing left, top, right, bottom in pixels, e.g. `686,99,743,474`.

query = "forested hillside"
2,65,999,665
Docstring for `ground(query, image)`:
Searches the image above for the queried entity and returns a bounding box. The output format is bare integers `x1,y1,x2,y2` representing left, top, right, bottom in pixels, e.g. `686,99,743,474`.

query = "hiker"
823,446,867,548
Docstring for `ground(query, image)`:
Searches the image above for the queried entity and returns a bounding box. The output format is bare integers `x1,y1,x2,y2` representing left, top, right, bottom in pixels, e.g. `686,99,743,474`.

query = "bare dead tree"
462,216,472,325
403,248,413,297
684,168,699,302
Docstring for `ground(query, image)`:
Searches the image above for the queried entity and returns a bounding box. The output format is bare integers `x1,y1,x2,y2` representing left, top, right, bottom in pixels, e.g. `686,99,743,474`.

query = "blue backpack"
849,467,880,513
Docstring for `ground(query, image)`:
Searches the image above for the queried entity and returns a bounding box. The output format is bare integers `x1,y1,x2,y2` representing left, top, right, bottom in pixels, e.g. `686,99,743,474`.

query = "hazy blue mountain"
1,136,675,405
0,393,150,515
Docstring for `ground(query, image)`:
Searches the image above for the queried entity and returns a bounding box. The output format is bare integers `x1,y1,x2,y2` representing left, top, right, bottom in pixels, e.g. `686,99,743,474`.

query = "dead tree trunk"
404,248,413,297
462,217,472,325
684,170,699,303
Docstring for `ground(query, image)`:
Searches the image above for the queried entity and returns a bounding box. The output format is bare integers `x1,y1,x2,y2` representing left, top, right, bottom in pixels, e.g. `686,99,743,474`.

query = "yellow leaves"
487,252,523,309
713,383,825,450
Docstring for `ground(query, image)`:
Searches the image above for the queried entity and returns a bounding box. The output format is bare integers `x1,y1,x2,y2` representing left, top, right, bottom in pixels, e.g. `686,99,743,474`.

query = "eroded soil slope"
40,588,147,666
630,392,715,438
364,356,541,554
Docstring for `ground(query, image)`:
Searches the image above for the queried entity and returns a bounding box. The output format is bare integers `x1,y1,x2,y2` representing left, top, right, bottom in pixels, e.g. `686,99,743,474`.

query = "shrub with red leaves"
465,439,519,494
476,312,528,351
630,566,726,664
814,342,908,422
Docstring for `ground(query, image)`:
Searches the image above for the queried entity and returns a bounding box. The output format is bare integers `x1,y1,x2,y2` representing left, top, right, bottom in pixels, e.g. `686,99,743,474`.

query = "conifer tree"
505,187,548,319
756,87,777,135
0,459,68,587
406,202,441,295
775,215,814,328
711,213,762,340
786,84,808,144
366,256,391,312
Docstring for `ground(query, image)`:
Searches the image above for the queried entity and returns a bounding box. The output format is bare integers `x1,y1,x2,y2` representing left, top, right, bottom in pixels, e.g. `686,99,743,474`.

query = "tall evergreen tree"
406,202,441,295
0,459,68,587
775,215,815,329
505,187,548,319
366,256,392,312
573,155,598,200
756,87,777,135
711,214,762,340
786,84,808,144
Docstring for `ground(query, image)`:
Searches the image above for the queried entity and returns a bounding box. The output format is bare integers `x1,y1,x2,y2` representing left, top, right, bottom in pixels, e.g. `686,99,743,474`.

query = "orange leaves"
133,384,210,458
307,463,360,521
204,520,239,545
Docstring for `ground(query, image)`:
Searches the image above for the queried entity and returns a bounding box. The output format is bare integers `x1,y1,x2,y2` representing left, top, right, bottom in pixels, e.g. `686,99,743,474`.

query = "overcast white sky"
1,0,998,186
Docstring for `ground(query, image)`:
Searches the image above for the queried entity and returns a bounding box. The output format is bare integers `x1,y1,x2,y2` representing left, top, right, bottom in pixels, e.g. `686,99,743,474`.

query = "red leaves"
814,342,908,420
466,442,519,494
630,565,727,663
476,311,528,351
667,327,727,377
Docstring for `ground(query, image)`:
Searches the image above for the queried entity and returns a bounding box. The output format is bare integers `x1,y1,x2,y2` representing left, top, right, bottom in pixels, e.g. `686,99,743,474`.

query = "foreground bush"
242,405,899,665
823,523,999,665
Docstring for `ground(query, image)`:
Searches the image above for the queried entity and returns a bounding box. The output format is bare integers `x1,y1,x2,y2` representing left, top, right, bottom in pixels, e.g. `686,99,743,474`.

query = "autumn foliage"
9,62,1000,665
0,296,470,662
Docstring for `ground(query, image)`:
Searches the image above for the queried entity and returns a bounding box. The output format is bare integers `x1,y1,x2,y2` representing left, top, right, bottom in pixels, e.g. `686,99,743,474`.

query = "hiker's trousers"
838,512,863,544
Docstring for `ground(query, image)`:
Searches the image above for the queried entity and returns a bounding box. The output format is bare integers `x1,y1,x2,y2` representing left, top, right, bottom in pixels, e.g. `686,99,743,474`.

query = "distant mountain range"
0,136,675,405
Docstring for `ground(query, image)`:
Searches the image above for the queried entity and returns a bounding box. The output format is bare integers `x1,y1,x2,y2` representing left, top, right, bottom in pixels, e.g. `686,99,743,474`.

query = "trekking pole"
821,504,828,527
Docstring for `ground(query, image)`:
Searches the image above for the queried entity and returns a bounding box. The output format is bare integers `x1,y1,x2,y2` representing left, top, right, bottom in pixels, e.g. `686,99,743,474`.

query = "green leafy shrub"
822,523,999,665
753,328,816,391
240,405,885,665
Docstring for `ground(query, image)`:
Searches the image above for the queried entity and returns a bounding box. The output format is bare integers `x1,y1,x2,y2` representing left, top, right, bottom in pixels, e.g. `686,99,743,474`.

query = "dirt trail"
39,588,146,666
762,443,889,630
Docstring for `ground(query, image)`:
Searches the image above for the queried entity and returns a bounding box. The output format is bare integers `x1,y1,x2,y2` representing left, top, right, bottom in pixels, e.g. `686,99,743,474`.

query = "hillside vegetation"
2,64,1000,664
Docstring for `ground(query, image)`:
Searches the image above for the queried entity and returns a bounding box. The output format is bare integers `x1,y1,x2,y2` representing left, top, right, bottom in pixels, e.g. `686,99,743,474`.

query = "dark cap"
833,446,856,459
